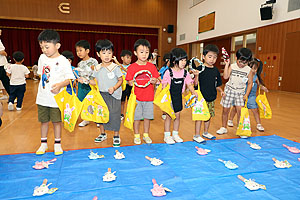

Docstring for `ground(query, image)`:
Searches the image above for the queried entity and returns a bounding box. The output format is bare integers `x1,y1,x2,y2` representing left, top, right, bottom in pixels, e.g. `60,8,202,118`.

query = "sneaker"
134,134,141,144
54,144,63,155
96,123,100,128
143,133,152,144
0,95,8,100
164,135,175,144
240,136,248,139
120,114,124,121
202,132,216,139
33,77,38,81
14,99,17,103
113,136,121,147
173,134,183,143
36,143,48,155
193,135,206,144
95,133,107,143
161,114,167,120
256,124,265,132
227,120,234,127
16,107,22,111
79,120,90,127
8,102,14,111
216,127,227,135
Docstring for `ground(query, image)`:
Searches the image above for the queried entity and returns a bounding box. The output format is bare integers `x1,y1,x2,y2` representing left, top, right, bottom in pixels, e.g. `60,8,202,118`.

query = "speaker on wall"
167,25,174,33
260,6,273,20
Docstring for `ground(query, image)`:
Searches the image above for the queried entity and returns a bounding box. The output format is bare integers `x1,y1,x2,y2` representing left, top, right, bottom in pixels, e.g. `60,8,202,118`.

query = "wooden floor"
1,80,300,155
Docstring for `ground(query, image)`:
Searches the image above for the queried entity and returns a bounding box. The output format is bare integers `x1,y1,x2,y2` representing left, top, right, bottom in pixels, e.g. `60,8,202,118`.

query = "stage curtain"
0,19,158,66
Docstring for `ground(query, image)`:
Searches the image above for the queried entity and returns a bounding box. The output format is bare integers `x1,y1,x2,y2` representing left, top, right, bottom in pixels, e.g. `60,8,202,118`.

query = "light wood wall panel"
256,18,300,91
0,0,177,66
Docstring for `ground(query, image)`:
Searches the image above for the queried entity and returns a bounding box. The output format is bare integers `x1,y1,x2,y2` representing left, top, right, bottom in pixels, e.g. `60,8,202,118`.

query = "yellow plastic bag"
81,81,109,123
256,88,272,119
236,100,252,137
191,87,211,121
154,83,163,100
153,84,176,120
122,75,126,91
124,85,137,130
54,81,83,132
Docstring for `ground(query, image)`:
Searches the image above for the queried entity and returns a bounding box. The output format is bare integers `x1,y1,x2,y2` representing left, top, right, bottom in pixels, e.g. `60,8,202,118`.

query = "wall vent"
180,34,186,41
288,0,300,12
190,0,206,8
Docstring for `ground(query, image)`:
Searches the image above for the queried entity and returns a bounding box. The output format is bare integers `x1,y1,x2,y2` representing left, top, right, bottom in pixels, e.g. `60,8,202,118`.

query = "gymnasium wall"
177,0,300,45
0,0,177,65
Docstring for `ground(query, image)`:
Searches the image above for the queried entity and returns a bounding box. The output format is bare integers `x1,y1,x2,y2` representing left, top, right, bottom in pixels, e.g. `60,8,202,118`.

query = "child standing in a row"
217,48,254,137
126,39,159,144
36,29,75,155
193,44,224,143
91,39,123,147
75,40,98,127
162,48,197,144
227,58,268,131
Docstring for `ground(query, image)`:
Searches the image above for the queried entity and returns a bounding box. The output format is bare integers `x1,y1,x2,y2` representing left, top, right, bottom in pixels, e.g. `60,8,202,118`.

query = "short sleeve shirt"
6,64,30,85
77,57,98,80
161,68,193,93
196,65,222,102
36,54,75,107
126,62,159,101
93,63,123,100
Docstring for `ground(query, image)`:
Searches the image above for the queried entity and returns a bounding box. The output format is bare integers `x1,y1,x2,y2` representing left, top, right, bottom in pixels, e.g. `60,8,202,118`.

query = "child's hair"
236,48,252,61
38,29,60,44
95,39,114,52
61,51,74,62
162,53,170,66
249,58,265,86
75,40,91,50
203,44,219,56
134,39,151,51
12,51,24,62
169,48,188,68
120,50,132,57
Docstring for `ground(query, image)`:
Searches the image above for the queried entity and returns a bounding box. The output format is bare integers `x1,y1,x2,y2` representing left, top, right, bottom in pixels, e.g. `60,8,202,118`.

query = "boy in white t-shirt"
35,29,75,156
6,51,30,111
217,48,254,137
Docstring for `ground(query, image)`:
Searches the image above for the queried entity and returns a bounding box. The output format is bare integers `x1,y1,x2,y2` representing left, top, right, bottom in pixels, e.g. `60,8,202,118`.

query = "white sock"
172,131,179,136
164,132,171,137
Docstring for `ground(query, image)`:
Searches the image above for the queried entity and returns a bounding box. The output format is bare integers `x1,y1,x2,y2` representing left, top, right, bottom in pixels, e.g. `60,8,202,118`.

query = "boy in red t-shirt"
126,39,159,144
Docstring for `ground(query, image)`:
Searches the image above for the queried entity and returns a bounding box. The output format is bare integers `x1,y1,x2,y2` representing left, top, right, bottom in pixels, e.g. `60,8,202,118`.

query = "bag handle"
68,79,75,95
244,98,248,108
258,87,266,96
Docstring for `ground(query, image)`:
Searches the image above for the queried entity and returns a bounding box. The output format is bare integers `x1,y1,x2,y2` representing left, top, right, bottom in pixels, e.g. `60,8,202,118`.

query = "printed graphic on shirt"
42,65,51,89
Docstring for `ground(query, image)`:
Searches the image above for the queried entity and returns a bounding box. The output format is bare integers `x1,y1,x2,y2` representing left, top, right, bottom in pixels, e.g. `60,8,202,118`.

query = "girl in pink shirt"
162,48,197,144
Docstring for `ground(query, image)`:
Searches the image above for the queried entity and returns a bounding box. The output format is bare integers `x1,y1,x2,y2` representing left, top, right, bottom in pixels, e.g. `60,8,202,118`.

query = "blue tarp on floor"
1,135,300,200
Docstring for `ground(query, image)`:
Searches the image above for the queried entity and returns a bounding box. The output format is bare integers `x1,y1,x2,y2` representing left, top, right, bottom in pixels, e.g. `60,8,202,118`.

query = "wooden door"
257,53,280,90
281,31,300,93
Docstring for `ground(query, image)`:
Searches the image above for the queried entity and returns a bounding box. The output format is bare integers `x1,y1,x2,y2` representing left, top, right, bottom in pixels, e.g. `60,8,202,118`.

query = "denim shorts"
247,95,258,109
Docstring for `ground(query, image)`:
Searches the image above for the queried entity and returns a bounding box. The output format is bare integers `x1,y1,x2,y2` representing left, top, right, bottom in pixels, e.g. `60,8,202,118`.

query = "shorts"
221,87,244,108
101,92,121,131
207,101,215,118
38,105,61,123
134,101,154,120
121,84,132,102
247,95,258,109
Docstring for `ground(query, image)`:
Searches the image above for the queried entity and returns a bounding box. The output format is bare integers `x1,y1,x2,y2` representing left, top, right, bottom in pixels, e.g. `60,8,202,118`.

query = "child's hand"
243,95,248,101
220,91,225,97
108,87,115,94
112,56,118,63
150,78,157,84
192,91,198,98
51,83,62,94
90,65,95,70
193,70,200,76
262,86,269,92
224,59,230,66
